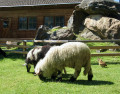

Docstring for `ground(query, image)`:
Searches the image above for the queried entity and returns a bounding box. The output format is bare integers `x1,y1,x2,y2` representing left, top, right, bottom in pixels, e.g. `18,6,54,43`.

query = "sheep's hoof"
70,76,76,82
88,75,93,81
56,77,62,82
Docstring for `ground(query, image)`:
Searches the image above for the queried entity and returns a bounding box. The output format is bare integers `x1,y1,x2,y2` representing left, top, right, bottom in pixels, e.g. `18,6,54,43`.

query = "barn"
0,0,81,38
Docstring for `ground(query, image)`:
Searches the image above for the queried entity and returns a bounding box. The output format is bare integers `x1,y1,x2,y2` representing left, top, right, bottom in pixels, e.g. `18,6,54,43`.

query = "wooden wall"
0,6,74,38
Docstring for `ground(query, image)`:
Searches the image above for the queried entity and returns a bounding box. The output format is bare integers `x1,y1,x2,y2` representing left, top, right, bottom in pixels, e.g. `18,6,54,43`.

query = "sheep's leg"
51,71,57,80
70,69,81,82
33,64,36,74
56,70,62,81
88,67,93,81
26,64,31,72
63,68,67,74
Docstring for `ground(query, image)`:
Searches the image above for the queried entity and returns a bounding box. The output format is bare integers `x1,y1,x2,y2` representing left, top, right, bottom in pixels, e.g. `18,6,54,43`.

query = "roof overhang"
0,2,80,8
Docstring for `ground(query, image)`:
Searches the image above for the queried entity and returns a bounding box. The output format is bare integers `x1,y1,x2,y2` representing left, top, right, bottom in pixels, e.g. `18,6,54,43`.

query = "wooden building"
0,0,81,38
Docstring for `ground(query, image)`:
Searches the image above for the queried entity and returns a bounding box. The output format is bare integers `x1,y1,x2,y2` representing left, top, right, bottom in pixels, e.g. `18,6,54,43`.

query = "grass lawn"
0,53,120,94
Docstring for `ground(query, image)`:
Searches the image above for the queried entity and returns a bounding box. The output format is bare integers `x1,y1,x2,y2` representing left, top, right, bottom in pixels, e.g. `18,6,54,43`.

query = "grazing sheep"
35,42,93,81
25,45,51,73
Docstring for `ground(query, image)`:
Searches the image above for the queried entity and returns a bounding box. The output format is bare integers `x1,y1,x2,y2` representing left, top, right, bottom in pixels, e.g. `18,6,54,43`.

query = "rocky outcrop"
35,25,75,42
67,0,120,40
84,15,120,39
80,28,101,40
50,28,75,40
35,0,120,41
75,0,120,19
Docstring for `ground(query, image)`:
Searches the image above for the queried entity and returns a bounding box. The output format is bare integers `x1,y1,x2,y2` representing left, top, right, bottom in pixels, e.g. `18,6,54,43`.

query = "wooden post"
23,41,26,57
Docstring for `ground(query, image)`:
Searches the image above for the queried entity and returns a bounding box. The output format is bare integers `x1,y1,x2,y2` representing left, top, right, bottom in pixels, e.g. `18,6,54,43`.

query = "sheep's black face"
25,58,35,65
37,70,46,80
39,74,46,80
25,58,33,72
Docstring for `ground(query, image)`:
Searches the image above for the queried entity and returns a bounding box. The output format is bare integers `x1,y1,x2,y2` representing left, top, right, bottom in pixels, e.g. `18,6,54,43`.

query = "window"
44,16,64,28
3,21,9,28
19,17,37,30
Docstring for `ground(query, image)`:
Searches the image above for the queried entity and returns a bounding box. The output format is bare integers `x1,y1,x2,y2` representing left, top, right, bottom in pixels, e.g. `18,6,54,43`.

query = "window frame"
44,16,65,28
18,16,37,30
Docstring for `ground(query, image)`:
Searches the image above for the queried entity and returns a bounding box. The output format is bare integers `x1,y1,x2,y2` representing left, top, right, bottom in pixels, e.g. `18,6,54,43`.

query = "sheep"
25,45,67,74
35,42,93,81
25,45,51,73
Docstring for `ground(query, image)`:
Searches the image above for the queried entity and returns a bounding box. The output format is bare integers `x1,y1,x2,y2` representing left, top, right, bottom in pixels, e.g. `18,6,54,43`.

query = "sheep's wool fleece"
35,42,91,78
27,46,42,61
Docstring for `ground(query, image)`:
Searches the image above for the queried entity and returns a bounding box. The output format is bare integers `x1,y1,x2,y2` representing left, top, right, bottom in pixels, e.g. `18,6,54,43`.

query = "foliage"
49,26,67,33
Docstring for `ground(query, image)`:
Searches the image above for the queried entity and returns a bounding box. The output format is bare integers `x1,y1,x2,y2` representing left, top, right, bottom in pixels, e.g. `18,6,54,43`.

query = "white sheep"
35,42,93,81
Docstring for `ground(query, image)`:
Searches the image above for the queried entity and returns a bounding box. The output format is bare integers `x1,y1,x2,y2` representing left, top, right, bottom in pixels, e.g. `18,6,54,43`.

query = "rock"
52,26,61,30
106,22,120,39
75,0,120,19
80,28,101,40
67,10,88,34
35,25,50,40
50,28,75,40
67,0,120,34
84,15,120,39
67,15,73,30
34,25,50,45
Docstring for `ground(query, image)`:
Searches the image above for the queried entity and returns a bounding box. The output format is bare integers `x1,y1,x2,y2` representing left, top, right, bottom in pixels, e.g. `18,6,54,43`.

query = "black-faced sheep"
25,45,51,73
35,42,93,81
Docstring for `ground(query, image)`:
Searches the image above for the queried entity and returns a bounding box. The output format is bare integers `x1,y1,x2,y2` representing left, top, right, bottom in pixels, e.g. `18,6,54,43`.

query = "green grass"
0,53,120,94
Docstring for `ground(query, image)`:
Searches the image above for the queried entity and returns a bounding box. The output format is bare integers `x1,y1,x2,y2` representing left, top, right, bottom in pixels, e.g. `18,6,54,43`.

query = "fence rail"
0,38,120,57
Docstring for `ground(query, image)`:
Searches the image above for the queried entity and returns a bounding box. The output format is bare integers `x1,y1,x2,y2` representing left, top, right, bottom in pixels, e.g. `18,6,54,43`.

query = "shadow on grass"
38,74,114,85
0,55,5,60
0,53,25,61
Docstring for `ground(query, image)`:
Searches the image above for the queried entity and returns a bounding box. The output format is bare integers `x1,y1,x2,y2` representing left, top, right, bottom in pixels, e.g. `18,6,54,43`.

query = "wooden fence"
0,38,120,57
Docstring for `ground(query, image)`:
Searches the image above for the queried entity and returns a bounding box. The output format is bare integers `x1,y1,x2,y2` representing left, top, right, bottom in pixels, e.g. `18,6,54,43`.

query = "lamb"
35,42,93,81
25,45,51,73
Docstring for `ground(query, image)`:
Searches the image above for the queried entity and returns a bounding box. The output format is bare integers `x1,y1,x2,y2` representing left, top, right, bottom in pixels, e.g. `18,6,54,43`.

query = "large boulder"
34,25,50,45
75,0,120,19
50,28,75,40
84,15,120,39
67,0,120,34
80,28,101,40
67,10,88,34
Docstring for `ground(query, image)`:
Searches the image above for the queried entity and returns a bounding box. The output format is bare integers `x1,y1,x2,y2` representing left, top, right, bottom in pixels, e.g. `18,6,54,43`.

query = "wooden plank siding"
0,5,75,38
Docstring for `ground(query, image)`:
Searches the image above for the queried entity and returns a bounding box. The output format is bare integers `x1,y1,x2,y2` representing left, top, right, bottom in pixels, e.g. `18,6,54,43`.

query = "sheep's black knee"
88,75,93,81
70,76,76,82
